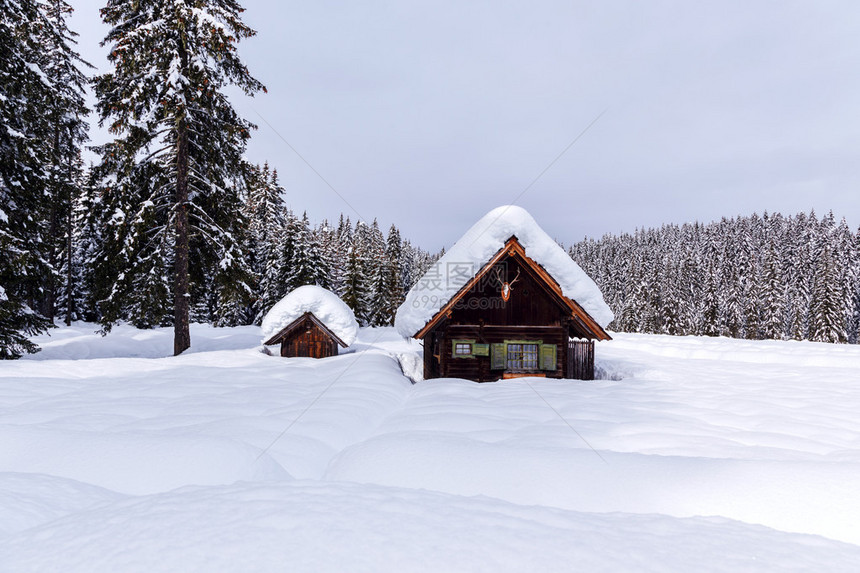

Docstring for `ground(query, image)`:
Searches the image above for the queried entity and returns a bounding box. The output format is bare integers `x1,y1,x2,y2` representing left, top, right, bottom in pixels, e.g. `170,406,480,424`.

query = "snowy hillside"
2,324,860,571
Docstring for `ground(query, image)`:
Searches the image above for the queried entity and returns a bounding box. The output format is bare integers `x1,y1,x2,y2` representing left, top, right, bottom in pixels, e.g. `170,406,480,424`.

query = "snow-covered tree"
0,0,54,356
31,0,91,322
286,212,326,289
759,242,784,340
0,241,49,358
243,162,289,323
370,224,403,326
94,0,264,354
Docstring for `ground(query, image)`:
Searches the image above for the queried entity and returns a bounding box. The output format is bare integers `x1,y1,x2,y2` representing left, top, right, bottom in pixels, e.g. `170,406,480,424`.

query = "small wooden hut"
263,311,347,358
260,285,359,359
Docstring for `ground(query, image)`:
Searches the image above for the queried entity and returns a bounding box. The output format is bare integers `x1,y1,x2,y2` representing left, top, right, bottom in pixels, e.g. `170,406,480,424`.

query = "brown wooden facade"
263,312,347,359
416,236,610,382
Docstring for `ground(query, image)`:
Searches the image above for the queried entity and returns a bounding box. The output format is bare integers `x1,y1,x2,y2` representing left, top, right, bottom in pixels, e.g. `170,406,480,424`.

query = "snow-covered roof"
261,286,359,347
394,205,614,338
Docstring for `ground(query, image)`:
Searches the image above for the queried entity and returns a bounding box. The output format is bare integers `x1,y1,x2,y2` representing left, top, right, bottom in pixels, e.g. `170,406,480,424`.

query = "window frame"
451,339,476,358
504,339,541,372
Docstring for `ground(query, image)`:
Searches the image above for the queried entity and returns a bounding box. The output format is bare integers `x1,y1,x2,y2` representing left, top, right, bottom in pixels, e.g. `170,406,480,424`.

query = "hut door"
285,327,330,358
308,333,324,358
307,325,334,358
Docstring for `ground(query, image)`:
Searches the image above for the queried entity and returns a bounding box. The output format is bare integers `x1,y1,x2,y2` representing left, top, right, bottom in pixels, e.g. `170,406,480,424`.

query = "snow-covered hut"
394,206,613,381
261,286,359,358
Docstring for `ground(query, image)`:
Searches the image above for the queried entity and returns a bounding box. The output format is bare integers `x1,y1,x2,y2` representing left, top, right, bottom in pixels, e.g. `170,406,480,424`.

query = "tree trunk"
64,149,74,326
43,117,62,322
174,120,191,355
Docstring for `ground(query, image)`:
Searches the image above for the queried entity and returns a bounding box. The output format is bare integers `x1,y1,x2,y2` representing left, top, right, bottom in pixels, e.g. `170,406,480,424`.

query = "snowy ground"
1,324,859,571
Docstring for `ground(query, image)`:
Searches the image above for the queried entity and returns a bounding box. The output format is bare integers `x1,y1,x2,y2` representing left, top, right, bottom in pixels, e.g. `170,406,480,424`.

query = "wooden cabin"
263,311,348,358
414,236,611,382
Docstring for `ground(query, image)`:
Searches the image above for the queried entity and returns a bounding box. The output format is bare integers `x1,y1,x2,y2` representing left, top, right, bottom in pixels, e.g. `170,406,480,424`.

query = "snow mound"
0,473,123,536
24,323,263,360
5,481,859,573
261,285,358,346
0,426,290,495
394,205,613,338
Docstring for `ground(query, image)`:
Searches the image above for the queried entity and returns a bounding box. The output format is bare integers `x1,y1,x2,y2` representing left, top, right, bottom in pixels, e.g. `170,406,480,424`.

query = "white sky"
70,1,860,250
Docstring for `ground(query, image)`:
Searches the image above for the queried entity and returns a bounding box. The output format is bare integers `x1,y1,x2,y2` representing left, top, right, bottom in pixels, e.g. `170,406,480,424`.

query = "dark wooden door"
567,340,594,380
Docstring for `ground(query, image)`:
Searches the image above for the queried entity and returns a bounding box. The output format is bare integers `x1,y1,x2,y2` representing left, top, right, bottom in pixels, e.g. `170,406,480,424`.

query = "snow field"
1,324,860,571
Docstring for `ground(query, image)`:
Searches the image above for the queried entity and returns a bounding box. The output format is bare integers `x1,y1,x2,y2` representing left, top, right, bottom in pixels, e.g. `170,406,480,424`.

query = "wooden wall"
421,253,596,381
280,319,339,359
439,325,567,381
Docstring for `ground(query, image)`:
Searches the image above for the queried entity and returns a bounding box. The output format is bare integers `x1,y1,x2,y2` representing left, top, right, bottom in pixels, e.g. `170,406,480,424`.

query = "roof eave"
263,311,349,347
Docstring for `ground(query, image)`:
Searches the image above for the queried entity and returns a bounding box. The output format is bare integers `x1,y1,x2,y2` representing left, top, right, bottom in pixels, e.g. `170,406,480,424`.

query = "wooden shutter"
490,343,506,369
540,344,557,371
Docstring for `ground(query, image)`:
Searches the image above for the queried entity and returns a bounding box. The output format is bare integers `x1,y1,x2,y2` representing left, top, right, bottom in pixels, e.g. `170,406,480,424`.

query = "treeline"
241,165,436,329
14,156,434,352
74,161,435,330
570,211,860,344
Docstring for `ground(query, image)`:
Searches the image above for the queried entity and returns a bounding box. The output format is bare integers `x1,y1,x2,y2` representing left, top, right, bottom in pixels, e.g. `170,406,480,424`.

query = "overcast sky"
70,1,860,250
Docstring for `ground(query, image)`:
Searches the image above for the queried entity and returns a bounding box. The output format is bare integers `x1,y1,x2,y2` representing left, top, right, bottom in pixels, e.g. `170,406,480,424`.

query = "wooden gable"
414,236,610,341
263,312,347,359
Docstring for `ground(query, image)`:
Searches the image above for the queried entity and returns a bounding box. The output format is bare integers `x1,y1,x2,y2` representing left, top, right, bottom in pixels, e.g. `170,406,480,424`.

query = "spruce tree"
370,224,403,326
759,243,785,340
341,244,364,320
0,0,53,356
94,0,264,354
54,153,88,325
273,210,298,295
849,227,860,344
619,259,647,333
0,240,48,358
357,220,385,325
809,216,849,342
287,212,318,288
33,0,91,321
245,163,289,322
91,156,174,329
810,243,846,343
312,221,334,291
329,215,352,296
700,231,722,337
786,212,812,340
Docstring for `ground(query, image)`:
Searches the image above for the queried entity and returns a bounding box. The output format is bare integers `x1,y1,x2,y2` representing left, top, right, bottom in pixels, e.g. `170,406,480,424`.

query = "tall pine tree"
94,0,264,354
34,0,91,322
0,0,54,357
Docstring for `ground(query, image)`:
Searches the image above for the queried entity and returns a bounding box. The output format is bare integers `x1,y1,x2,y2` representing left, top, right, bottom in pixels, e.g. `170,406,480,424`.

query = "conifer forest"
570,212,860,344
1,1,858,358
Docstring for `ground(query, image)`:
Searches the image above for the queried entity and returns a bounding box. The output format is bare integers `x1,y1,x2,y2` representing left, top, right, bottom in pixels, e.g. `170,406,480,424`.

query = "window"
452,339,475,358
506,343,539,371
